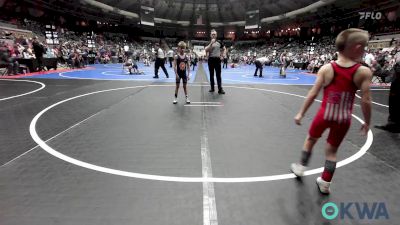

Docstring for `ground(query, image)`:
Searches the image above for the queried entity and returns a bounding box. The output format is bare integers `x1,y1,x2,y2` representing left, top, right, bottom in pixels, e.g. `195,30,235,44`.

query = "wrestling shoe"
290,163,306,177
316,177,331,194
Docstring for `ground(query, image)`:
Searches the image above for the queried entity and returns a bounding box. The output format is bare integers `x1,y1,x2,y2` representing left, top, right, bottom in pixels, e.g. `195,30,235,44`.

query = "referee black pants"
155,58,169,78
254,60,263,76
169,57,173,67
208,57,222,91
223,58,228,68
35,55,44,71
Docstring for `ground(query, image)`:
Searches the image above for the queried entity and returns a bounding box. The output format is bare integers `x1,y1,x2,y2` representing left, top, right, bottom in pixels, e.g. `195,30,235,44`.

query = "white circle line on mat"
241,74,300,80
101,71,148,77
0,79,45,101
29,84,373,183
355,93,388,108
59,70,169,81
224,78,314,85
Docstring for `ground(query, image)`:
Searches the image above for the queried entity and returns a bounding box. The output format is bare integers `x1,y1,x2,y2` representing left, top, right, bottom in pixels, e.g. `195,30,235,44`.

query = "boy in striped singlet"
290,29,372,194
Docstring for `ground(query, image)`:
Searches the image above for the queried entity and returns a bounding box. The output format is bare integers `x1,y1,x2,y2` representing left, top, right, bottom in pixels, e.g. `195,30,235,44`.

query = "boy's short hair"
178,41,186,49
335,28,369,52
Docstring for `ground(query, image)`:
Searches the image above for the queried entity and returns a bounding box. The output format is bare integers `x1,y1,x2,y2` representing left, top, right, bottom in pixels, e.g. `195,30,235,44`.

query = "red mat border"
0,67,94,79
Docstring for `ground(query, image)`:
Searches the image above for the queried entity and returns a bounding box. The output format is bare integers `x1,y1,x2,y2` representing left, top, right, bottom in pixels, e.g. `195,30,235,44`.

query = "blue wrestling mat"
21,63,199,83
202,63,316,85
16,63,316,85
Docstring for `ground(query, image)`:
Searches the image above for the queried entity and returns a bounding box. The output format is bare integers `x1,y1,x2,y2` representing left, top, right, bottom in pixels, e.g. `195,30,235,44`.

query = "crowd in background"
0,18,399,84
0,26,164,74
228,35,400,83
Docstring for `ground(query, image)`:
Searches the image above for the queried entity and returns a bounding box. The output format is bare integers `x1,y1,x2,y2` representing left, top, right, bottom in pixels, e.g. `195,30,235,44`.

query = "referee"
254,56,269,77
205,29,225,94
375,61,400,132
153,43,169,79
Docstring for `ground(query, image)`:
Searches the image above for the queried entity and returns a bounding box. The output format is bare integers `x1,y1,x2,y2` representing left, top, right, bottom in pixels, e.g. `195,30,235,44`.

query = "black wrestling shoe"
375,124,400,133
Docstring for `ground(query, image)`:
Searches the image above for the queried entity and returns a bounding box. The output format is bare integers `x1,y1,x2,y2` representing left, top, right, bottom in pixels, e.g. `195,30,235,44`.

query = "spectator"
32,36,45,71
0,42,19,75
364,50,375,67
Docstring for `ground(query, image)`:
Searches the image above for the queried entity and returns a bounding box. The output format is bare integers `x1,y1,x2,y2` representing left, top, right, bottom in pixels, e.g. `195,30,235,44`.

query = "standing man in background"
205,29,225,94
364,49,375,67
153,42,169,79
32,36,45,71
191,53,198,71
279,50,287,78
167,48,174,68
222,47,228,69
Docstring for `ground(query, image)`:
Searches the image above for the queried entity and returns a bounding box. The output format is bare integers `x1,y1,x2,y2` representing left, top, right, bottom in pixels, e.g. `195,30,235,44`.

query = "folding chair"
0,65,9,76
372,74,385,84
19,64,30,74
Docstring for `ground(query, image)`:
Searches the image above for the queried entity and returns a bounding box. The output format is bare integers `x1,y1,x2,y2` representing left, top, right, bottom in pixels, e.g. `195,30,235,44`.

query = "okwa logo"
322,202,389,220
359,12,382,20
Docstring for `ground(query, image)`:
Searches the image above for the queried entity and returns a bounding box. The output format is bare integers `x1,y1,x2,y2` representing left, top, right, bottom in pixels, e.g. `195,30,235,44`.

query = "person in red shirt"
290,28,372,194
0,42,19,75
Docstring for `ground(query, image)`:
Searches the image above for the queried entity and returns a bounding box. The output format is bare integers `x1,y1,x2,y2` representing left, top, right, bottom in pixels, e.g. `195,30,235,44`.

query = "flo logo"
359,12,382,20
322,202,389,220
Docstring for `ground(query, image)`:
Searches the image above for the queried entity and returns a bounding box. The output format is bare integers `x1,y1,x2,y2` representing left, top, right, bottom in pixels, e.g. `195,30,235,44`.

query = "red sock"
321,160,336,182
321,170,333,182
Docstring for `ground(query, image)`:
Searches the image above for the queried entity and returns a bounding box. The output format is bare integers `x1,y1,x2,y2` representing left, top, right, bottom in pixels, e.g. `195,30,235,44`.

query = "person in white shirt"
394,51,400,63
364,51,375,67
254,56,269,77
167,49,174,68
144,53,150,66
